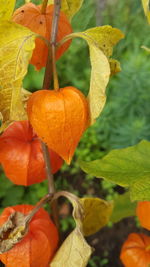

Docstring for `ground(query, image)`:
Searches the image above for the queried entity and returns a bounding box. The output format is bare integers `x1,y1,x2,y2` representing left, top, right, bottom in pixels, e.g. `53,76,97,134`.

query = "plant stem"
51,0,61,90
41,0,49,14
25,194,52,224
41,0,61,230
41,142,55,194
41,142,60,230
43,49,53,89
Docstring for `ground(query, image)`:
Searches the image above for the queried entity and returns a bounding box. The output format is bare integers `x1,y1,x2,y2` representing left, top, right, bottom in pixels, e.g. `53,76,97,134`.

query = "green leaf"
2,186,24,206
79,140,150,201
0,0,16,21
130,177,150,201
80,197,113,236
0,21,35,132
110,192,136,223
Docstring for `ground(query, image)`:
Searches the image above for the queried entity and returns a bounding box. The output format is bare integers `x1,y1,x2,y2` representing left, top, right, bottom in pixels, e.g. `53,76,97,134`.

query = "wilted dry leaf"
50,191,93,266
48,0,84,20
0,0,16,21
51,228,92,267
51,191,84,228
141,0,150,23
80,197,113,236
0,21,35,132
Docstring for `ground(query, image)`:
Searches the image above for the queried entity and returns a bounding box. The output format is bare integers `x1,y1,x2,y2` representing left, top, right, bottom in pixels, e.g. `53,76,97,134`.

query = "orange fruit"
0,204,59,267
120,233,150,267
12,3,72,70
136,201,150,230
0,121,63,186
27,87,89,164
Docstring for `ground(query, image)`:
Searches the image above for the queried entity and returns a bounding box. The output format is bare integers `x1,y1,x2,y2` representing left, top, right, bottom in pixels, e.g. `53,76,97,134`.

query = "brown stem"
50,0,61,90
43,49,53,89
41,0,49,14
25,194,52,224
41,142,55,194
41,0,61,230
41,142,60,230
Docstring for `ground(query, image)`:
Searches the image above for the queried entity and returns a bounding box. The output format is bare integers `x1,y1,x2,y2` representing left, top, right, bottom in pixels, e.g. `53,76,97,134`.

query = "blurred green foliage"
1,0,150,265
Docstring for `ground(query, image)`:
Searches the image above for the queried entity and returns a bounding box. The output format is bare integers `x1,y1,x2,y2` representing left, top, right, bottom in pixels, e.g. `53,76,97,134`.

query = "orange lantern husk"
0,205,59,267
12,3,72,70
120,233,150,267
27,87,90,164
136,201,150,230
0,121,63,186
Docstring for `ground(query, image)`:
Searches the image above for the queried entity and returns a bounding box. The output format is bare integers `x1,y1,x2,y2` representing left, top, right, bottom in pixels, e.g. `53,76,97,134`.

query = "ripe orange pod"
12,3,72,70
0,121,63,186
0,204,59,267
27,87,90,164
120,233,150,267
136,201,150,230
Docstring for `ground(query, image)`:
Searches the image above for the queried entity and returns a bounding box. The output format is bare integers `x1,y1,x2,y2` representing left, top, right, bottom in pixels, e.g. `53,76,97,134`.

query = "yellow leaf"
80,197,113,236
87,44,110,123
109,58,121,76
48,0,84,20
58,31,110,123
58,26,124,123
0,0,16,21
51,228,92,267
84,26,124,57
141,0,150,23
0,21,35,132
85,26,124,121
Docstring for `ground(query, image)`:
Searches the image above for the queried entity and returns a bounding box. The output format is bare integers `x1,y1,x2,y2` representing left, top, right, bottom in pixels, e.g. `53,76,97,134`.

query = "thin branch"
41,142,55,194
41,0,61,230
25,194,52,224
41,142,60,230
43,49,53,89
41,0,49,14
50,0,61,90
